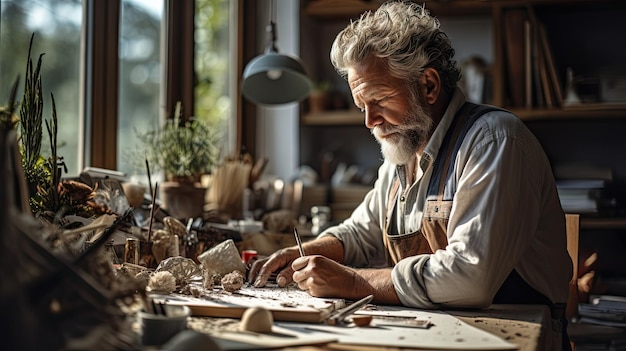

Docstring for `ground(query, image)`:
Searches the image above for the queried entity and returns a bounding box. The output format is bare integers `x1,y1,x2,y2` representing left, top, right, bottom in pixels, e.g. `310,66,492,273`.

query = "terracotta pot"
159,181,206,220
308,91,329,113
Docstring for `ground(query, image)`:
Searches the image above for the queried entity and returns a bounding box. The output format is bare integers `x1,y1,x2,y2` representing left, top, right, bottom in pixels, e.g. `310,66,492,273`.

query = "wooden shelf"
303,0,624,21
302,107,626,126
303,0,379,20
302,110,363,125
303,0,492,20
512,107,626,121
581,217,626,230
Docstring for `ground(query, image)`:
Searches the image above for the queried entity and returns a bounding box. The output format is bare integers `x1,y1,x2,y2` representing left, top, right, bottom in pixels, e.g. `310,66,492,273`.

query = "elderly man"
250,1,572,349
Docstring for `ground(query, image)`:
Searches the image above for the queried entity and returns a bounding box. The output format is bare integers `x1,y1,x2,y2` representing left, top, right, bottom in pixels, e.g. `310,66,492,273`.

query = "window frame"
84,0,256,171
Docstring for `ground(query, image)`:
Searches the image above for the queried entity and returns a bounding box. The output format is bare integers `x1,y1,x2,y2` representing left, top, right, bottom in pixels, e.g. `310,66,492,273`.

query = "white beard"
373,102,433,165
378,132,416,165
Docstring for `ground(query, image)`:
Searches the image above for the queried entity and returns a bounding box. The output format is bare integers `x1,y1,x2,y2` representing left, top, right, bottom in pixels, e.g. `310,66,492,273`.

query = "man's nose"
364,106,383,129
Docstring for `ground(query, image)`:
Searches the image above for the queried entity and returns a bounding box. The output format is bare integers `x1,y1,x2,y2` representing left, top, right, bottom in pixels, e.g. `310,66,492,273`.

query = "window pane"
118,0,163,176
195,0,233,152
0,0,82,175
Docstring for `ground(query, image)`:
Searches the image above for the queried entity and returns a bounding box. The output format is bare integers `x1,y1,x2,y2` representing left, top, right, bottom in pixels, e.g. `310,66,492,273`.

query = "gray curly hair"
330,1,461,95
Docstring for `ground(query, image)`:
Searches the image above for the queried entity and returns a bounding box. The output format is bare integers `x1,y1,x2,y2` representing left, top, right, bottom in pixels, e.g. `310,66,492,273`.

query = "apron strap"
426,102,506,201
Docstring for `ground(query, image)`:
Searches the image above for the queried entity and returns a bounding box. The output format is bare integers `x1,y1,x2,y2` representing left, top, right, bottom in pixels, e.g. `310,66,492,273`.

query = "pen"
293,227,305,257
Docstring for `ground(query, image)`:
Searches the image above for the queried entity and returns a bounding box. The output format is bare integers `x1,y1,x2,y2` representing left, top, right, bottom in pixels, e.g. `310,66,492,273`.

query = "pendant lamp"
242,2,312,105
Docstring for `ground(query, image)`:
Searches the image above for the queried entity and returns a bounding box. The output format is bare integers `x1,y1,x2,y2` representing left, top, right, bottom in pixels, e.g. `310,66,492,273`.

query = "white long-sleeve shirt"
319,89,572,309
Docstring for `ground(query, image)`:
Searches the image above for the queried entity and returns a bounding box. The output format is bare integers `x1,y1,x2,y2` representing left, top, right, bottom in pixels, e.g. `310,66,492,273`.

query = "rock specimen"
197,239,246,278
221,270,245,292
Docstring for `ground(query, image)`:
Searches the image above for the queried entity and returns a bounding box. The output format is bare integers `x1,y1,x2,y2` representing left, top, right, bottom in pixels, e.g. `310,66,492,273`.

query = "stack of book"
556,178,614,215
578,295,626,328
554,164,616,216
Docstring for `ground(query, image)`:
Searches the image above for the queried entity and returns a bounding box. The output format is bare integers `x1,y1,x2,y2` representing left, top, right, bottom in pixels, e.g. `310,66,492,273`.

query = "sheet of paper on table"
208,308,517,350
270,309,517,350
157,285,517,350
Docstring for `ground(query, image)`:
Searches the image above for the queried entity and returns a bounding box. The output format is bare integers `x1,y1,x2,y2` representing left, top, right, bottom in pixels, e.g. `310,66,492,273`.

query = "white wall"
252,0,301,181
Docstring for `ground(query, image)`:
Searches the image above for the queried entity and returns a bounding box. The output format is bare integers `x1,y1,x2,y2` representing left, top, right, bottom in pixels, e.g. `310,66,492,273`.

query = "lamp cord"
270,0,276,24
265,0,278,53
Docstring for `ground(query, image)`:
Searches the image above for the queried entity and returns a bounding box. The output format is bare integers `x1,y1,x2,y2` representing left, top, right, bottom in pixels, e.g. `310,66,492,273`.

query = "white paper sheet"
210,305,518,350
274,307,518,350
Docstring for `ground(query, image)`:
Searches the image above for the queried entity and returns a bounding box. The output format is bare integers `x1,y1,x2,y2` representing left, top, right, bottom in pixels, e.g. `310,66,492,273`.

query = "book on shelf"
524,19,533,108
578,294,626,328
590,294,626,309
526,5,562,109
538,23,563,107
502,8,528,108
537,34,554,108
555,175,617,215
502,5,564,109
557,179,608,190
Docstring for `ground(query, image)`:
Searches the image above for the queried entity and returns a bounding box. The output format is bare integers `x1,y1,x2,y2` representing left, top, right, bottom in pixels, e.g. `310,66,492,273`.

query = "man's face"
348,56,433,165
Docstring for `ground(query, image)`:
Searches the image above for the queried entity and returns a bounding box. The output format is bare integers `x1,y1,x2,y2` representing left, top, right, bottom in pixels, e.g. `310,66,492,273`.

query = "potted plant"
138,102,220,219
308,80,331,113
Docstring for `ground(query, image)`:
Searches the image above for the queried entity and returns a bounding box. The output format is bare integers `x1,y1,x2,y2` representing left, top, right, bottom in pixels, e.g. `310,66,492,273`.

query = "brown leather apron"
383,102,490,265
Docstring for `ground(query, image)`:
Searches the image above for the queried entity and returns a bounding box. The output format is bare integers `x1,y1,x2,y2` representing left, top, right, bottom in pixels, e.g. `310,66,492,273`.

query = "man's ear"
420,67,441,105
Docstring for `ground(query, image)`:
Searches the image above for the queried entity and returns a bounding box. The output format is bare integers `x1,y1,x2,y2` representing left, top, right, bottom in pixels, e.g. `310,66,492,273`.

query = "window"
0,0,236,179
195,0,233,134
0,0,83,175
117,0,163,176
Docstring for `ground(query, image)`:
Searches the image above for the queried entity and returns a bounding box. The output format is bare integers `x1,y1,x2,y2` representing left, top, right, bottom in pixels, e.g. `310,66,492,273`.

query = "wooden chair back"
565,213,580,321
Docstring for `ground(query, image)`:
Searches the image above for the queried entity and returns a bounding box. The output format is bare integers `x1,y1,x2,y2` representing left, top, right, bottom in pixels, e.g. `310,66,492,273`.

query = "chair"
566,214,626,350
565,213,580,321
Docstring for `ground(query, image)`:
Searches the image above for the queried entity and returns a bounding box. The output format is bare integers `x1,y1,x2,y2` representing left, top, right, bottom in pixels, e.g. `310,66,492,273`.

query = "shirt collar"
419,87,467,172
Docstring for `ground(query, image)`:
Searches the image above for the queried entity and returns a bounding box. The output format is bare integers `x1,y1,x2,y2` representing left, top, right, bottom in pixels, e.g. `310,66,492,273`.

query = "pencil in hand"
293,227,305,257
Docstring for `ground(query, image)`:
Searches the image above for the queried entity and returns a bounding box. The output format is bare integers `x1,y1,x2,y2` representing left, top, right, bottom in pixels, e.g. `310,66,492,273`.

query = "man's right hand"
248,246,301,287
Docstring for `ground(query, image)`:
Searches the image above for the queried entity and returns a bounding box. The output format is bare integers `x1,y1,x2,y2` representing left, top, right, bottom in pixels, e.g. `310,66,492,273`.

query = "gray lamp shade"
242,53,312,105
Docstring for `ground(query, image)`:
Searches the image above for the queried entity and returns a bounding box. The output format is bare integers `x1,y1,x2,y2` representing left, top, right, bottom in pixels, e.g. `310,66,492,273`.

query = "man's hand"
249,236,345,288
291,255,368,300
292,255,401,304
248,247,301,287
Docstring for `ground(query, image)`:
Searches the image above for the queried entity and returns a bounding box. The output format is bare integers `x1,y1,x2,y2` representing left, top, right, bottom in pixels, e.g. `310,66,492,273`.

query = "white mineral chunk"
197,239,246,278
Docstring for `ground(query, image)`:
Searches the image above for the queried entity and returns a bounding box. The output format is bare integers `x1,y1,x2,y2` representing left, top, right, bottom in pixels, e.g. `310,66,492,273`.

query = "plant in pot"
308,80,331,113
138,102,220,220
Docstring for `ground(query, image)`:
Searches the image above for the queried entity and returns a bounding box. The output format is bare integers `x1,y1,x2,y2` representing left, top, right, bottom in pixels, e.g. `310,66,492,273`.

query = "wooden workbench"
188,304,552,351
